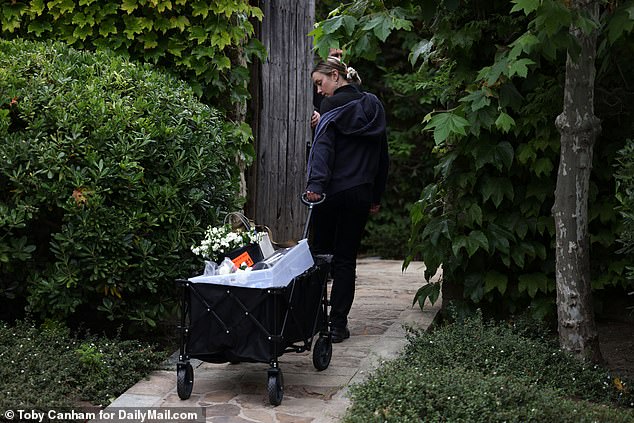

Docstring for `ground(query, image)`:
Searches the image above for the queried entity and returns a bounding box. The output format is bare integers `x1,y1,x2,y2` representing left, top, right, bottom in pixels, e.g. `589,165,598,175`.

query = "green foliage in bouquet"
0,39,249,328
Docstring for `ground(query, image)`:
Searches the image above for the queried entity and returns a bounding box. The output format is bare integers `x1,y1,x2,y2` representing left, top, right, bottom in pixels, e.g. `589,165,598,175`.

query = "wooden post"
247,0,315,243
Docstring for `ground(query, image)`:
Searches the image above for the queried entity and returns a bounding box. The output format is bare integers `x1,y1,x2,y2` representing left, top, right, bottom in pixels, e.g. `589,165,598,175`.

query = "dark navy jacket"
307,85,389,204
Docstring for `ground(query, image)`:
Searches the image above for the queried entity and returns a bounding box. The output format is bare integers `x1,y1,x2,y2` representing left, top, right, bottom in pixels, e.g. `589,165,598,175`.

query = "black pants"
310,185,371,329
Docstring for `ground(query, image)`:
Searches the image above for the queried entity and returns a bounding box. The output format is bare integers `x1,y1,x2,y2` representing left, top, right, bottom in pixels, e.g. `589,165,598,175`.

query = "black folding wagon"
175,252,332,406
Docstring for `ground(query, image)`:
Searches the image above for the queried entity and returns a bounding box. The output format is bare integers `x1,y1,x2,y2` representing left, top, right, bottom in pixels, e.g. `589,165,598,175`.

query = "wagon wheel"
177,362,194,400
267,368,284,406
312,336,332,371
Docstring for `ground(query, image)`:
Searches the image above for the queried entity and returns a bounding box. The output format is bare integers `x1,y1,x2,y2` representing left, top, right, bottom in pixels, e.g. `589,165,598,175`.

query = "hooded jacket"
306,87,389,204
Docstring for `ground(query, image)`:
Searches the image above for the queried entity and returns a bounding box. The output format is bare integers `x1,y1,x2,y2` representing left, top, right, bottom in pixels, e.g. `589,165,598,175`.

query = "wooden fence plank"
248,0,315,242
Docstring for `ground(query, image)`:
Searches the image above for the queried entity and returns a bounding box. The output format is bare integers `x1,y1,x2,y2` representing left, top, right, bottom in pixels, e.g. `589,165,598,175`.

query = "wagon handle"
301,192,326,239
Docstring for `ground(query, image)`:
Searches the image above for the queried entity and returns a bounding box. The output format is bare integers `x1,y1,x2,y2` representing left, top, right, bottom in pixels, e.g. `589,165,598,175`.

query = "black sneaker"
331,326,350,343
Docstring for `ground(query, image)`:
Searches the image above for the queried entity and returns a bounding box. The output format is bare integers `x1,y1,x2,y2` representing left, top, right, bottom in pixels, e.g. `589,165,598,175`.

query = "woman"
306,56,389,343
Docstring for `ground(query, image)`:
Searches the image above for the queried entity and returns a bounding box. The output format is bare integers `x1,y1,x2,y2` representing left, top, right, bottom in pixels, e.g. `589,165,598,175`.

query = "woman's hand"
311,110,320,129
306,191,322,202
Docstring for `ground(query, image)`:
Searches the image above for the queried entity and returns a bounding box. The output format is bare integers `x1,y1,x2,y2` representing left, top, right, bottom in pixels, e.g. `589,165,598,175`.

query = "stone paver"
103,259,440,422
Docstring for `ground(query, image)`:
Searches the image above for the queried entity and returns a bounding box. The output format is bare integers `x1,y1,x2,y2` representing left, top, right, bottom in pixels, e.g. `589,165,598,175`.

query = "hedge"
0,38,248,328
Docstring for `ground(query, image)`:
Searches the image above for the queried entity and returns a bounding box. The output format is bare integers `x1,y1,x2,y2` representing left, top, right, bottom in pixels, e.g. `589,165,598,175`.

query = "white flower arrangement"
191,224,263,262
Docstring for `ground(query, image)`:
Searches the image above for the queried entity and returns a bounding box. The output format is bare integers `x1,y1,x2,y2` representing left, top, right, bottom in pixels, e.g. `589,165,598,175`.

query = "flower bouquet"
191,224,264,267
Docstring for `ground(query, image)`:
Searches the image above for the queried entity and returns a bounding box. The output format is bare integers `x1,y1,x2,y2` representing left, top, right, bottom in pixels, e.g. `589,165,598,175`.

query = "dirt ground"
597,319,634,381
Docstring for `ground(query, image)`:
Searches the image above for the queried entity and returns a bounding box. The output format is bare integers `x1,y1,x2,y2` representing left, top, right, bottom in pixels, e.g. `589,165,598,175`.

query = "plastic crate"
189,239,314,288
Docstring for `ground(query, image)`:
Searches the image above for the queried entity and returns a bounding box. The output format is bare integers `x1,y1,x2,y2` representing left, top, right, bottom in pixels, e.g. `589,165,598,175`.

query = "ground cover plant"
0,319,168,413
343,312,634,422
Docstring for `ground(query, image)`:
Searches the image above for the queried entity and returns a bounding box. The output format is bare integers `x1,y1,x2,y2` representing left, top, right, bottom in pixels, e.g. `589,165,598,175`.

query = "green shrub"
0,39,248,327
0,319,167,410
344,313,634,422
0,0,264,109
615,139,634,282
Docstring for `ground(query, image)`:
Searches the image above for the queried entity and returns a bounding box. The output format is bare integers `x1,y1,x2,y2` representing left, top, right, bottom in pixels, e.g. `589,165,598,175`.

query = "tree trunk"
553,0,602,362
247,1,315,242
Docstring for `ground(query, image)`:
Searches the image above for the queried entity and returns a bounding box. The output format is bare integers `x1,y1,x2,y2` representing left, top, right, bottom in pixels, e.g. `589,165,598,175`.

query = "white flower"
191,223,262,262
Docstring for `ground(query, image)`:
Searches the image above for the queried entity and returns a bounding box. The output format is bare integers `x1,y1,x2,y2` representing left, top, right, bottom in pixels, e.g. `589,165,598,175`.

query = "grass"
0,319,169,414
343,312,634,422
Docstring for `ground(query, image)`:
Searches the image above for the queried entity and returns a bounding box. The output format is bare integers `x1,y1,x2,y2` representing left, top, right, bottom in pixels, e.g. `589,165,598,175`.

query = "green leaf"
534,0,571,36
518,273,549,297
607,5,634,44
511,247,525,268
481,176,514,207
471,143,501,170
575,14,599,35
422,218,450,246
451,235,468,257
460,89,491,112
31,0,46,14
121,0,137,14
466,203,483,227
464,273,484,302
467,230,489,256
139,32,158,49
484,270,508,295
509,33,540,59
169,15,190,32
409,39,433,66
48,0,75,16
495,141,514,170
515,219,529,240
508,58,535,78
189,26,208,43
487,223,515,252
435,150,458,178
537,216,555,236
391,17,412,31
321,16,344,34
510,0,539,15
342,15,358,35
123,15,150,39
473,141,513,171
451,230,488,257
373,15,392,42
361,14,384,31
495,112,515,133
99,19,118,37
516,144,537,164
191,2,211,18
413,283,441,310
485,57,508,86
424,112,470,145
27,20,53,36
534,157,554,177
351,32,374,59
410,200,424,226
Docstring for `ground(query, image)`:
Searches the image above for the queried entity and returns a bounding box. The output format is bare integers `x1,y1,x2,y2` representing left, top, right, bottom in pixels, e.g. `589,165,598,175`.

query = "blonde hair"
312,56,362,85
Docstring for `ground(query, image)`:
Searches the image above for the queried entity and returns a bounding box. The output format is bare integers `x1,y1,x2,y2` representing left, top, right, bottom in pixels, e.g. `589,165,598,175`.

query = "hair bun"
346,67,357,79
346,66,361,84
